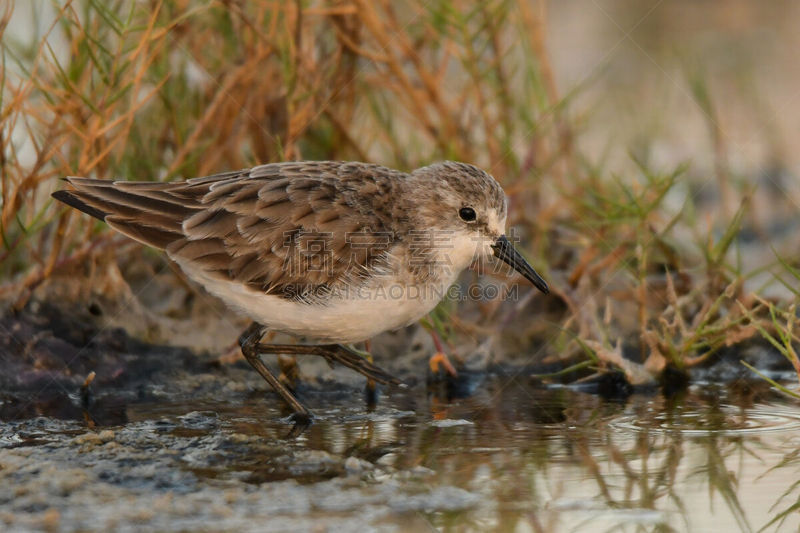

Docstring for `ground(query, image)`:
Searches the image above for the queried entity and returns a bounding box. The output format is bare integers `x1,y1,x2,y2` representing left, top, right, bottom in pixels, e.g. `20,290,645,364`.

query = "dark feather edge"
51,190,108,221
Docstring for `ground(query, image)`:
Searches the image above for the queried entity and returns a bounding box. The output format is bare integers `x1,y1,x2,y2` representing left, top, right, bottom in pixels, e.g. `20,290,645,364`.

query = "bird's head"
407,161,549,293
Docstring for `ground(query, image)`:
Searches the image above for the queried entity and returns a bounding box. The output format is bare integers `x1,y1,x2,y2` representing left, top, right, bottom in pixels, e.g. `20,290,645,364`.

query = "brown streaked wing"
59,169,254,246
165,161,407,297
59,162,407,297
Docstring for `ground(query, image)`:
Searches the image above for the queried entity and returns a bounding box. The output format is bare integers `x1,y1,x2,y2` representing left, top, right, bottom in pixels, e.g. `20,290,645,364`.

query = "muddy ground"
1,294,796,531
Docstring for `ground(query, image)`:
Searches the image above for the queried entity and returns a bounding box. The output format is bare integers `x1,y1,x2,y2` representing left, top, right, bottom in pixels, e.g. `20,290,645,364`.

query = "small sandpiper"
53,161,549,422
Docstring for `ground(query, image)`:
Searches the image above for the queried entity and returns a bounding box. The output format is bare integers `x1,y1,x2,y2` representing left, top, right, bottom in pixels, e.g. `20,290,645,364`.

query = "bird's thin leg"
238,323,312,421
363,339,378,407
364,339,376,391
251,342,403,387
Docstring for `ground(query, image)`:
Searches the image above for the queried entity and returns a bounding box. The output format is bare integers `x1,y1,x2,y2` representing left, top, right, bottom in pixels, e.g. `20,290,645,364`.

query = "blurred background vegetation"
2,0,799,387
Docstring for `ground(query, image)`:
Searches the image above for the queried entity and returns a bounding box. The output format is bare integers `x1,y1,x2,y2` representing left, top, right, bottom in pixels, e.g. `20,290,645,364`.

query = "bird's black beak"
491,235,549,294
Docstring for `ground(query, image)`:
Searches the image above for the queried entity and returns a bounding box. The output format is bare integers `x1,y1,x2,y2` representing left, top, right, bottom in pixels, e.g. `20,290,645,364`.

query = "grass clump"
1,0,799,389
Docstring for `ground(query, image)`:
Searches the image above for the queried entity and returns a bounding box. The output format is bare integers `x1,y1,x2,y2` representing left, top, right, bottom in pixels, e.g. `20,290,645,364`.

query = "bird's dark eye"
459,207,476,222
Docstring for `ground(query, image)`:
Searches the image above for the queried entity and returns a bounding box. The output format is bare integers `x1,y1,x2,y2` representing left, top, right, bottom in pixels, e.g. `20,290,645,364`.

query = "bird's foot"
286,411,314,438
428,351,458,379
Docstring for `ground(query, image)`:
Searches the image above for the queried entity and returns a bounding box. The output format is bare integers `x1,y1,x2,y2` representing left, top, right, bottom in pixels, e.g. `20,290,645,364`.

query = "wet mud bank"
2,298,794,417
2,300,800,531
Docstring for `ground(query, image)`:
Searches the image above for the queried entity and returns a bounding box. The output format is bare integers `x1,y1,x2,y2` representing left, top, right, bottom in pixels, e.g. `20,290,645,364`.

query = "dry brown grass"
1,0,798,385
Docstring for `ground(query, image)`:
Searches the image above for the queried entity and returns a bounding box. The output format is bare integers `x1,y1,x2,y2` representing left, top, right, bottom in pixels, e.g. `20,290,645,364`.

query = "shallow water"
2,377,800,532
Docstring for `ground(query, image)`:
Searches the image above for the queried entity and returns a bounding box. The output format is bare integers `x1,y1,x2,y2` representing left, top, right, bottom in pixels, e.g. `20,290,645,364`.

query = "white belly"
173,230,481,343
177,264,454,343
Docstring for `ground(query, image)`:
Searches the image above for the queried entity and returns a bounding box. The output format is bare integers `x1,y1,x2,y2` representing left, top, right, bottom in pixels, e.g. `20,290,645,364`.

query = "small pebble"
376,453,396,467
229,433,251,443
74,433,102,445
226,381,248,392
343,456,371,473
